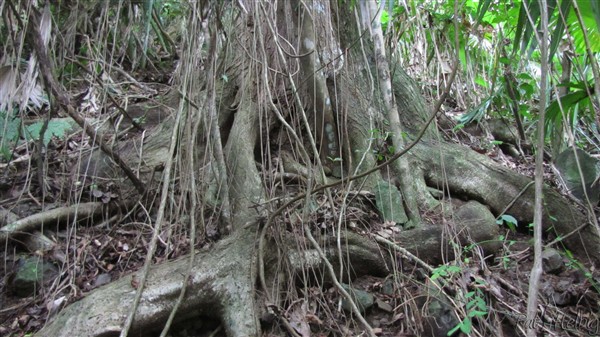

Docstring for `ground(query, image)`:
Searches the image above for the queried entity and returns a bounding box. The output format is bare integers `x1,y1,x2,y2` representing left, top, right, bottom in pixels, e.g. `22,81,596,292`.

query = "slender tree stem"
525,1,549,335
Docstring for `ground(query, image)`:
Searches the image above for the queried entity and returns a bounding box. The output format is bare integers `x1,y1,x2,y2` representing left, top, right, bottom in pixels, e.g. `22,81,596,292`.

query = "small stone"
542,248,564,274
340,284,374,314
10,256,58,297
375,298,393,312
427,187,444,199
93,273,112,288
381,278,395,296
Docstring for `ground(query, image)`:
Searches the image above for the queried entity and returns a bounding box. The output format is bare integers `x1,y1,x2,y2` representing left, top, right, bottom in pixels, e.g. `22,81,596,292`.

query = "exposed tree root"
34,224,261,337
33,204,507,337
0,202,111,244
413,140,600,264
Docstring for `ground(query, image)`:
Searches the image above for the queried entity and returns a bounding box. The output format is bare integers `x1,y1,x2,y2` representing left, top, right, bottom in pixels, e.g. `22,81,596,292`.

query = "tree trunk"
34,1,600,336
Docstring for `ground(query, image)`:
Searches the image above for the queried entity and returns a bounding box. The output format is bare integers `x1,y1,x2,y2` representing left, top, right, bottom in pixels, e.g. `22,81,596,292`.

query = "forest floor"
1,143,599,337
1,81,599,336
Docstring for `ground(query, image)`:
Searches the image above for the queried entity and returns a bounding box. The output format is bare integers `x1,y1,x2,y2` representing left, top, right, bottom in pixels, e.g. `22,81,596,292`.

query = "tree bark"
31,1,600,337
412,140,600,263
35,225,261,337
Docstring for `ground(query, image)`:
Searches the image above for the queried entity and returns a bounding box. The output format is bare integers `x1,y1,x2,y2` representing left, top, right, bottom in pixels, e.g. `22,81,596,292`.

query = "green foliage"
498,236,517,268
24,119,74,146
448,286,489,335
369,129,393,161
563,249,600,292
380,0,600,153
545,81,594,136
0,110,21,161
458,94,494,125
496,214,518,231
430,264,462,281
430,264,489,336
567,1,600,54
0,110,74,161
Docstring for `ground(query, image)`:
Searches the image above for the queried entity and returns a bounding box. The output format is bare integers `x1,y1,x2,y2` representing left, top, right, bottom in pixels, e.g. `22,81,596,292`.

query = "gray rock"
340,284,374,314
375,180,409,225
381,278,395,296
93,273,112,288
555,148,600,204
9,256,58,297
542,248,564,274
418,283,459,337
427,187,444,199
454,201,502,254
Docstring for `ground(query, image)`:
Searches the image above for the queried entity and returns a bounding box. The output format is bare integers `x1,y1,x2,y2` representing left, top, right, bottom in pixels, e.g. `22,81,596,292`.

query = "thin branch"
525,1,549,335
25,6,147,195
118,58,185,337
303,225,376,337
572,0,600,113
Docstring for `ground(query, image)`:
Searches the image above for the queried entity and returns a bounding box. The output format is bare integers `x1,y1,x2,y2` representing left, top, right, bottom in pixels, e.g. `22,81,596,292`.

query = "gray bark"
35,225,261,337
412,140,600,263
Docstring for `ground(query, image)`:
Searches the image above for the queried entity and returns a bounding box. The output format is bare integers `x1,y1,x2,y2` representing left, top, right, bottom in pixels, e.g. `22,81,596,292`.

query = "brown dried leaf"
288,302,311,337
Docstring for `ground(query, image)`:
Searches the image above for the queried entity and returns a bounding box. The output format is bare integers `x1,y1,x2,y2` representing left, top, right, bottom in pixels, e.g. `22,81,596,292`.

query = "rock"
93,273,112,288
555,148,600,204
381,278,395,296
542,248,564,274
454,201,502,255
541,280,573,306
9,256,58,297
418,289,459,337
340,284,374,314
375,298,393,313
487,119,519,145
374,180,409,226
427,187,444,199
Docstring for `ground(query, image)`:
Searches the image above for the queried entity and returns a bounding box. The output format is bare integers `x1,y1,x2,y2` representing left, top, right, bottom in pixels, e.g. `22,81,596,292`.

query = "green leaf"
519,82,535,97
25,119,75,146
449,317,473,335
498,56,510,65
0,111,21,145
469,310,488,318
381,9,389,26
475,0,493,25
475,75,488,88
499,214,517,224
497,214,518,231
516,73,534,81
549,0,572,60
0,111,21,161
458,95,492,124
545,89,590,129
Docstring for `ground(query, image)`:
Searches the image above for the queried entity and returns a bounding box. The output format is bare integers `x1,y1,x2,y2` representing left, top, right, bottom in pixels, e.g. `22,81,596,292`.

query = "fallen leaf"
288,302,311,337
376,298,393,313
